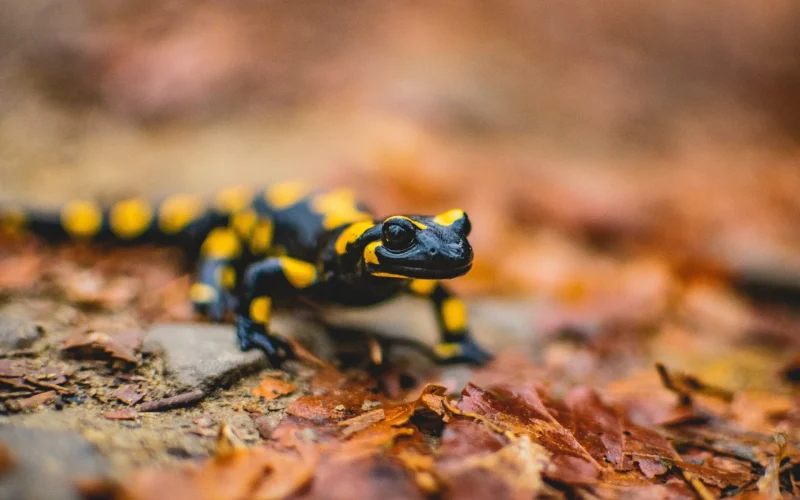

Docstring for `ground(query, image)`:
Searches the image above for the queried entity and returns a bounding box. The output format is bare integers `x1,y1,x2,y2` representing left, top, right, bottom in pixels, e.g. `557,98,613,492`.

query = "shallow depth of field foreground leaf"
115,359,798,500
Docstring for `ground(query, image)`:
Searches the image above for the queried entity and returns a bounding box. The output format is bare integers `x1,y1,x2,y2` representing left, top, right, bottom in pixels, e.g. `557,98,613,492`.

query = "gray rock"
0,426,108,500
144,323,269,392
0,311,43,351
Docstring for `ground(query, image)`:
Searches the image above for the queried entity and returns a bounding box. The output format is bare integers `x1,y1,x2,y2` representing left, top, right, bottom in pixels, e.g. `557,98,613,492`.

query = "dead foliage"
113,359,799,499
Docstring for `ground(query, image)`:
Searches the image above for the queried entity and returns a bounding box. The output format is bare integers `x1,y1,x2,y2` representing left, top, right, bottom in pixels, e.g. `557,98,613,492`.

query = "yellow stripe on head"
433,209,465,226
279,258,317,288
250,297,272,324
384,215,427,230
159,194,204,234
61,200,103,238
215,186,253,214
334,221,374,255
249,219,274,255
441,298,467,332
110,198,153,239
363,241,381,265
265,181,311,210
372,272,409,279
201,228,242,259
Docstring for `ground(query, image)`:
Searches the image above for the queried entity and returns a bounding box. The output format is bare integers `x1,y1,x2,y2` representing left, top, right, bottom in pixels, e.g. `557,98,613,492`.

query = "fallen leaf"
112,385,144,405
5,390,56,412
104,408,139,420
251,377,296,401
337,409,386,437
62,329,143,364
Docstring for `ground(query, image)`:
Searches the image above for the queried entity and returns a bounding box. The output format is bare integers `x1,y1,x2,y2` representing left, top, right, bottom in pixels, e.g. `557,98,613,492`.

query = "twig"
139,389,205,412
23,377,73,394
681,469,715,500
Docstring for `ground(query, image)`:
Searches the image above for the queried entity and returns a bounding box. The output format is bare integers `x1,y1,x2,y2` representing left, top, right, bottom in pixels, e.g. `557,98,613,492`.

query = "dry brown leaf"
104,408,139,420
62,329,143,364
251,377,296,401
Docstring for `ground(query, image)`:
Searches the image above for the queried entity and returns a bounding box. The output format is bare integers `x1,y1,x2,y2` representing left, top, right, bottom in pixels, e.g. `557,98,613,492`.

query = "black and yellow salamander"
0,182,491,365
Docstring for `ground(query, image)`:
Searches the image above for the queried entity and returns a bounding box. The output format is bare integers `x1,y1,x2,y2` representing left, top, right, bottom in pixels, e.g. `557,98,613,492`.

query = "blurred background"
2,0,800,302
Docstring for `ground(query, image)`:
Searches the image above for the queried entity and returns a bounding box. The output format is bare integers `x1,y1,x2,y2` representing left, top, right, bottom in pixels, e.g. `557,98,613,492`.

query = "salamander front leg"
236,257,319,365
408,279,492,365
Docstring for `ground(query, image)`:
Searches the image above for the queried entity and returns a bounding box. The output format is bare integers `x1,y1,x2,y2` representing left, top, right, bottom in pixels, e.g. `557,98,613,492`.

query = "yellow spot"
189,283,218,304
323,210,371,230
385,215,427,230
433,209,465,226
334,221,374,255
311,189,355,212
250,297,272,324
201,228,241,259
311,189,371,229
221,267,237,289
434,343,462,359
249,219,274,255
110,198,153,239
215,186,253,213
0,208,27,237
231,209,258,238
409,279,438,296
441,298,467,332
280,258,317,288
159,194,204,234
363,241,381,265
265,181,310,210
372,272,410,279
61,200,103,238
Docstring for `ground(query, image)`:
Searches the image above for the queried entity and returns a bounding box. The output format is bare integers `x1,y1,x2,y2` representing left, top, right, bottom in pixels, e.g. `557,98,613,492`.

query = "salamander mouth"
368,263,472,279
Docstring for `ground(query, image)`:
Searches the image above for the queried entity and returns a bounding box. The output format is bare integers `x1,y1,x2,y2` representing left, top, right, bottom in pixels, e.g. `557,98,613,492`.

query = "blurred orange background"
2,0,800,298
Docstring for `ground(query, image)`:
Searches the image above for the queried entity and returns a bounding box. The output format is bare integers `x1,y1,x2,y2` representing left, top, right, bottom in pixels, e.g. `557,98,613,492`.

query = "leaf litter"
2,147,800,498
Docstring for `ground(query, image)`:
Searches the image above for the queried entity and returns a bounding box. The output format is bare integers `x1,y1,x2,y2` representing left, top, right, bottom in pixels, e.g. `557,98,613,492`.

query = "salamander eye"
382,220,415,251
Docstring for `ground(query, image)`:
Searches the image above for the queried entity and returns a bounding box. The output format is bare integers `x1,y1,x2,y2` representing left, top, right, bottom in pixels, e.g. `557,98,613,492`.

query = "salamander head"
362,209,473,279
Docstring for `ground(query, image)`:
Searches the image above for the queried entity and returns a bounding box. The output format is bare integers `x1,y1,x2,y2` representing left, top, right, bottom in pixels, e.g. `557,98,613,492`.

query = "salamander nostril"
428,248,438,255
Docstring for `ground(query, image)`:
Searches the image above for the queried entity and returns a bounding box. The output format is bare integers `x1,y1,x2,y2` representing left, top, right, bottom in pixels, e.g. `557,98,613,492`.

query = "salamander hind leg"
236,257,319,365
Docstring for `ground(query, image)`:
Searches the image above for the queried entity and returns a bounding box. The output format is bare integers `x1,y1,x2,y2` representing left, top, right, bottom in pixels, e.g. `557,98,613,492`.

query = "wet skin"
0,183,492,365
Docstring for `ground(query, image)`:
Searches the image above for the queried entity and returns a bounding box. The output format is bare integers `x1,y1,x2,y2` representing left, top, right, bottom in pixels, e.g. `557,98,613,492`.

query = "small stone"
334,404,346,412
298,428,318,442
0,311,43,350
144,323,269,392
254,413,282,439
361,400,382,411
0,427,109,500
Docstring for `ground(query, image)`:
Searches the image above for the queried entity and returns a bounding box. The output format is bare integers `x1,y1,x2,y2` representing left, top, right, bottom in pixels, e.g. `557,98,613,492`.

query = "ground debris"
105,356,790,499
251,377,296,401
139,389,205,412
5,390,56,412
104,408,140,420
62,329,144,365
112,385,144,405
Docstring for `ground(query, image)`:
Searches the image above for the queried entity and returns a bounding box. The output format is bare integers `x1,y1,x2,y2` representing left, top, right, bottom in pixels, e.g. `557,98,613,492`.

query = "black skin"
0,186,492,366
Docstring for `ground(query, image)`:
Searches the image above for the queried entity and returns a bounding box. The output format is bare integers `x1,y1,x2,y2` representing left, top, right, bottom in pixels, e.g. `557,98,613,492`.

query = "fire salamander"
0,182,491,365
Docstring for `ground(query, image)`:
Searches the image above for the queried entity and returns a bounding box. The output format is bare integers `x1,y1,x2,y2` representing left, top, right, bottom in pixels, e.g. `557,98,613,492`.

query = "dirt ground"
1,2,800,498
